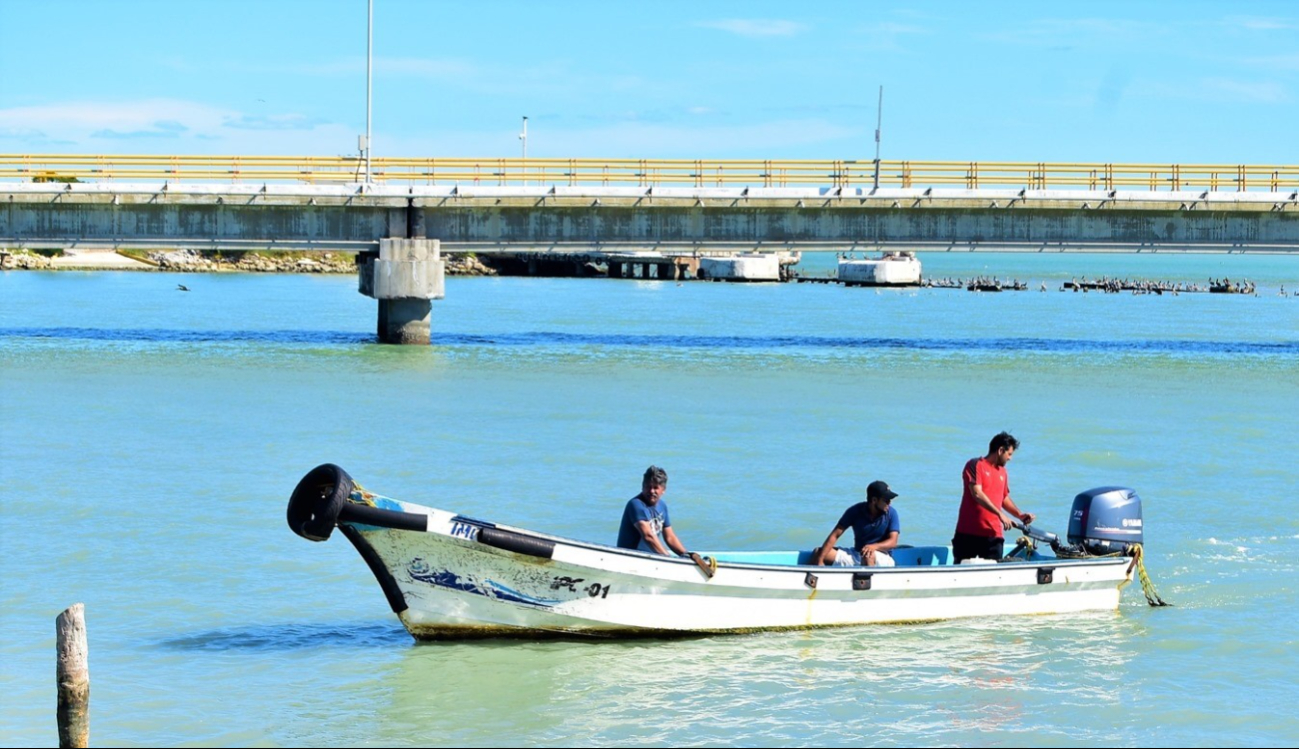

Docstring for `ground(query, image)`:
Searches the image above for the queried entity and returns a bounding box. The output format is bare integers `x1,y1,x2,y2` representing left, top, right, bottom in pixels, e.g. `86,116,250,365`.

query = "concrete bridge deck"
3,182,1297,254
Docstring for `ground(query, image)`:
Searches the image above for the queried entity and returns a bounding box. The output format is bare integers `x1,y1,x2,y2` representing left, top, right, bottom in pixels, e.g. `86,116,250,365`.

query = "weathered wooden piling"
56,603,89,749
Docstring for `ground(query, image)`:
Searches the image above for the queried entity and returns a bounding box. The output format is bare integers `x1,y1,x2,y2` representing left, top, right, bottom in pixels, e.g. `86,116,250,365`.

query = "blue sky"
1,1,1295,163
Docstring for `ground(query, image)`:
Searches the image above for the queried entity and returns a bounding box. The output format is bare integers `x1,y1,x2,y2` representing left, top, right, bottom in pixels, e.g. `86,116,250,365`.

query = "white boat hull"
337,495,1133,639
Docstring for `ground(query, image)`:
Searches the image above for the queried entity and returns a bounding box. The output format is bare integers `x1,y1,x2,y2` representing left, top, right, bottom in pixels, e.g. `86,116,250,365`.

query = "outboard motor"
1067,486,1144,556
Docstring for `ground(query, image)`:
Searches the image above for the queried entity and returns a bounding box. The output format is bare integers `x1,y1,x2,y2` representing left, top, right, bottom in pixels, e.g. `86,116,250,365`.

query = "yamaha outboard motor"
1067,486,1144,556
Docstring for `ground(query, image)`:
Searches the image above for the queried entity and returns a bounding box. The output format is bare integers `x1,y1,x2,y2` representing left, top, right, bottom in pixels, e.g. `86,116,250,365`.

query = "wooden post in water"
56,603,89,749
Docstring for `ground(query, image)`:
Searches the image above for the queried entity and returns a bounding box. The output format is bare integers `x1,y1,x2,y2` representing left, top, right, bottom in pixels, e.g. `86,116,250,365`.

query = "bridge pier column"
358,239,445,345
607,261,622,278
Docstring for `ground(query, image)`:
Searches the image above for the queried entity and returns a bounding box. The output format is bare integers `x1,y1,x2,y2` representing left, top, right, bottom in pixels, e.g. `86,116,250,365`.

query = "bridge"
4,155,1297,255
3,154,1297,344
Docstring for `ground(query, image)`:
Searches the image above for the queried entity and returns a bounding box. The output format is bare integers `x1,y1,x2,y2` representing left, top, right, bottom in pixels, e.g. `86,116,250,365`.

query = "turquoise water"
2,255,1298,747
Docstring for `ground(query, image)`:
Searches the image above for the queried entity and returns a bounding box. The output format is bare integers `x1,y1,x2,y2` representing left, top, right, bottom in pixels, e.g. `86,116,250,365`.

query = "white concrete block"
698,253,781,282
838,256,922,285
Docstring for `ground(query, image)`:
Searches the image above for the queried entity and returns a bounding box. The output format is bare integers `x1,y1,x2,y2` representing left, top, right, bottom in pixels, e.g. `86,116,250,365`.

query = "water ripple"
0,326,371,344
158,621,410,651
3,326,1296,356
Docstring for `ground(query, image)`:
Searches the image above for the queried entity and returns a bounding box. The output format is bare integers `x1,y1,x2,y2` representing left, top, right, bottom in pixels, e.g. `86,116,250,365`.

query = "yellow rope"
349,480,377,507
1130,544,1171,607
1041,539,1171,607
1004,536,1035,560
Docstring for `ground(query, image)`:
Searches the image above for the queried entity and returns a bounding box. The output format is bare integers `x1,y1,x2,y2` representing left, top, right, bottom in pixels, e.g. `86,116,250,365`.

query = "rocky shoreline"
0,249,498,276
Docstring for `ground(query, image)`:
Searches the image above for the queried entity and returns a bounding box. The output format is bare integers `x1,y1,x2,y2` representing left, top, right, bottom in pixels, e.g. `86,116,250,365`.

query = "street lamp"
518,116,528,185
872,85,883,192
364,0,373,183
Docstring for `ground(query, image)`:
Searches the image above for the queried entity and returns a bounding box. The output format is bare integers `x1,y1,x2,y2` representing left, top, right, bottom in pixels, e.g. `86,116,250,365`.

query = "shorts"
952,532,1005,563
829,548,896,567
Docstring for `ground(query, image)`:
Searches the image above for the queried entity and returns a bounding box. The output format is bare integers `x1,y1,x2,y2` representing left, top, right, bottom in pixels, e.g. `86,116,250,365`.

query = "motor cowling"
1067,486,1144,555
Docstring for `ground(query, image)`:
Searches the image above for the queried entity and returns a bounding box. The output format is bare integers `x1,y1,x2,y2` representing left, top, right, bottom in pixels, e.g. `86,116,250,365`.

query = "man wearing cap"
952,431,1036,563
815,480,901,567
617,465,690,556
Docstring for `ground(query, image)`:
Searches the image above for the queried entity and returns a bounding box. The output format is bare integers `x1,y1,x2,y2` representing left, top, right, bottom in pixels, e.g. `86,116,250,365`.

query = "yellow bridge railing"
2,155,1297,191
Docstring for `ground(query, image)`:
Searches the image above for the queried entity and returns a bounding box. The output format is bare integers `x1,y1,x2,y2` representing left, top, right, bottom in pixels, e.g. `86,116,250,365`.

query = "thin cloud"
697,19,808,38
92,127,184,140
1224,16,1298,31
0,99,351,153
221,55,647,98
221,56,476,78
851,21,927,52
860,21,925,35
1244,53,1299,72
0,100,223,138
980,18,1163,46
223,114,329,131
1201,77,1288,103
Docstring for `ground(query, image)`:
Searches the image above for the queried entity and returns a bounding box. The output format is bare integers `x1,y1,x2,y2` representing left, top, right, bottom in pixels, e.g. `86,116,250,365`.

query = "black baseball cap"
867,481,899,501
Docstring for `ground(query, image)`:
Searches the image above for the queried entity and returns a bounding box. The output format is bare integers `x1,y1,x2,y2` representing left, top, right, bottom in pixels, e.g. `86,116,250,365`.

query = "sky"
0,0,1295,164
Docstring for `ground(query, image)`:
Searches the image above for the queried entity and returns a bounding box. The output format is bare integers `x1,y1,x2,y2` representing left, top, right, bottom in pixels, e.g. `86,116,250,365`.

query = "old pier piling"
56,603,89,749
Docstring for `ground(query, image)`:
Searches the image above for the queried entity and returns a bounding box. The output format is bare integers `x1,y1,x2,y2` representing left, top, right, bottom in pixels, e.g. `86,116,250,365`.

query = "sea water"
2,254,1297,746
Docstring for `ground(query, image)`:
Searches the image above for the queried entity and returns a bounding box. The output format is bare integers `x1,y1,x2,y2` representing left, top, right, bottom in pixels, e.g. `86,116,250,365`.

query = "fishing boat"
288,464,1150,639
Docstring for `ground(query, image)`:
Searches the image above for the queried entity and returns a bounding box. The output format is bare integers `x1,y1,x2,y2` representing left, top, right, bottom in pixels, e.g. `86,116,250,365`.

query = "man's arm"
968,480,1015,531
661,525,689,557
863,530,899,554
815,526,846,566
861,530,900,566
635,520,670,555
1003,496,1035,527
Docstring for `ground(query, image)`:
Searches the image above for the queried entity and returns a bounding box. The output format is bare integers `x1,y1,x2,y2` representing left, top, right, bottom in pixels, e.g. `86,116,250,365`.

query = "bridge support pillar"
358,239,445,345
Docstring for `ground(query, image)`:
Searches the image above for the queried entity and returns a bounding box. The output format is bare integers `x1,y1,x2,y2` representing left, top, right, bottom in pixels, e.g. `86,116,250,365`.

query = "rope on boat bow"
348,480,377,507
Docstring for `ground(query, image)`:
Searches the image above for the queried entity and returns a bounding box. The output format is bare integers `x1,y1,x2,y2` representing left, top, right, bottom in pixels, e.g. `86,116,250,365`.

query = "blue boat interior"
702,545,1055,567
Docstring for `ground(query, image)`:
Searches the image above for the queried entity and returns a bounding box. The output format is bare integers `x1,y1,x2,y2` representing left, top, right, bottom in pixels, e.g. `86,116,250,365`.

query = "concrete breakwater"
0,248,499,276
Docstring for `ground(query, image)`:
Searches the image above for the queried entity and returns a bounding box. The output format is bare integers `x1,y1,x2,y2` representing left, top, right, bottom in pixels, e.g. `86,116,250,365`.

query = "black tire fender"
287,463,354,541
477,527,555,559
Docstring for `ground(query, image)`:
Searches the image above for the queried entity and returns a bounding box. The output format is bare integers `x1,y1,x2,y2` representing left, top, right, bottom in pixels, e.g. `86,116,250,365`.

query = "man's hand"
1020,512,1037,527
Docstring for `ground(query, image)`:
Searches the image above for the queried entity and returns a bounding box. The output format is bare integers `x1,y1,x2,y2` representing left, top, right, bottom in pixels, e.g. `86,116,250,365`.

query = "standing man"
953,432,1036,563
815,480,901,567
617,465,689,556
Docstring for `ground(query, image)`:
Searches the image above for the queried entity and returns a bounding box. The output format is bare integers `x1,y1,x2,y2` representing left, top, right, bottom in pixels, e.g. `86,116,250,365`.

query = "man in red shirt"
952,432,1036,563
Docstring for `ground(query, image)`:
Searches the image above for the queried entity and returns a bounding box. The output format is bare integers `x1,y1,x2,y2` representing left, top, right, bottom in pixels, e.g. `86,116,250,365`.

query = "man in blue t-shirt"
617,465,690,556
814,480,901,567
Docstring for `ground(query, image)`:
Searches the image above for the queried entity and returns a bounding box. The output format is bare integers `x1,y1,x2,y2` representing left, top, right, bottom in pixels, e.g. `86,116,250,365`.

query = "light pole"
518,116,527,184
365,0,373,183
872,85,883,192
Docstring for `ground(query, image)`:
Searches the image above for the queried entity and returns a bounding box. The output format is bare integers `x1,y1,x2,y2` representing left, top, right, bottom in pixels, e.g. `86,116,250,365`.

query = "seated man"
815,480,900,567
617,465,689,556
